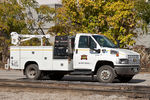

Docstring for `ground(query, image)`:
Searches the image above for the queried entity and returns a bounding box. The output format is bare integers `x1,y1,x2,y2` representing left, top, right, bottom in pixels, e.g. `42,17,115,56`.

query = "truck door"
73,35,98,70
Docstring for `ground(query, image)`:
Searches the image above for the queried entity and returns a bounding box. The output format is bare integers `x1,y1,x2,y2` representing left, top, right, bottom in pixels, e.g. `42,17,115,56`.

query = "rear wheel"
25,64,41,80
118,75,133,83
97,65,115,83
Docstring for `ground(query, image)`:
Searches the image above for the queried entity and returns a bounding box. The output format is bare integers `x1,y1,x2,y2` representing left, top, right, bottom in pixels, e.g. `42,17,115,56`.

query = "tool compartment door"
10,46,20,69
42,46,53,70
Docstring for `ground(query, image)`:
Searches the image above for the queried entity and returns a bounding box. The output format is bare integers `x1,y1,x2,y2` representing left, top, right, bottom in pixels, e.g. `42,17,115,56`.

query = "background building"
36,0,150,48
36,0,62,34
136,34,150,48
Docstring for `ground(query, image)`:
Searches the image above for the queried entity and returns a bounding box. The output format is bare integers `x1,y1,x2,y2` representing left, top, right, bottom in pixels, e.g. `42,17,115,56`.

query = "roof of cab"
76,33,104,36
76,33,91,35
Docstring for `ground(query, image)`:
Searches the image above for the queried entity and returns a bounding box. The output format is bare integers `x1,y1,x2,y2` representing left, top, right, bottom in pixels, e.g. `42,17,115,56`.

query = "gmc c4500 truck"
6,32,140,83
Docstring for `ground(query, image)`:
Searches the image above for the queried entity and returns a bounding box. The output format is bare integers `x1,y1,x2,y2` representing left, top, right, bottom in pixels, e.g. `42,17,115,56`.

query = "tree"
135,0,150,34
54,0,139,47
104,0,137,47
0,0,54,64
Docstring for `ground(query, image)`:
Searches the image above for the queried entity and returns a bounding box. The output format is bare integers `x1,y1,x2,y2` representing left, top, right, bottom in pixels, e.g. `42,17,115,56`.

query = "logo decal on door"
81,55,87,60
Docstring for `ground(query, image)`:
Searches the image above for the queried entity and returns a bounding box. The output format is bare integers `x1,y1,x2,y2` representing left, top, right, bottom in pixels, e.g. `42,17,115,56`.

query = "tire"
118,75,133,83
49,73,64,80
25,64,41,80
97,65,115,83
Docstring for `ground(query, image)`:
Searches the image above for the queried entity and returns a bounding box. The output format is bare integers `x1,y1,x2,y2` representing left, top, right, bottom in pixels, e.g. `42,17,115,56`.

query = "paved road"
0,70,149,86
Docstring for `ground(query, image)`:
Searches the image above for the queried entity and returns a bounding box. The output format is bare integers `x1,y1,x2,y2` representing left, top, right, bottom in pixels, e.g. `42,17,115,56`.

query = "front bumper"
114,65,140,75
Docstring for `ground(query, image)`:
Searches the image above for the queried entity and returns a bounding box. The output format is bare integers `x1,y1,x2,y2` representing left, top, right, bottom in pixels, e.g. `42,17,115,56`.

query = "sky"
36,0,62,5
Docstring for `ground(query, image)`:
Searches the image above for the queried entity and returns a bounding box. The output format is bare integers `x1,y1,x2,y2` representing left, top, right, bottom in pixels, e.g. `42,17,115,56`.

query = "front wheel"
97,65,115,83
118,75,133,83
25,64,41,80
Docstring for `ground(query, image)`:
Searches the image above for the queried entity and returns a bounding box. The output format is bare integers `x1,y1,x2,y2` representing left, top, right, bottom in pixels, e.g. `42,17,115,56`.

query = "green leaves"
135,0,150,34
0,0,55,63
135,0,150,24
54,0,138,47
0,0,55,37
0,0,27,35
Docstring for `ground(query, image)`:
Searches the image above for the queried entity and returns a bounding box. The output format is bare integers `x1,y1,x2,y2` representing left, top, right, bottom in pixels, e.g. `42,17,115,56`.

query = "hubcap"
28,68,37,78
101,70,111,80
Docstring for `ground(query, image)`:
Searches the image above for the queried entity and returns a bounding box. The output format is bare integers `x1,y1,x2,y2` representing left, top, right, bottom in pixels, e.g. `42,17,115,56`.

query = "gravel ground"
0,91,128,100
0,87,140,100
0,70,150,86
0,70,150,100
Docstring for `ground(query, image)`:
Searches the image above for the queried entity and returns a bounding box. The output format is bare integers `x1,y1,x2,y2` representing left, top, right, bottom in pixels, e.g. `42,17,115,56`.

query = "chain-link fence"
0,51,2,68
132,45,150,72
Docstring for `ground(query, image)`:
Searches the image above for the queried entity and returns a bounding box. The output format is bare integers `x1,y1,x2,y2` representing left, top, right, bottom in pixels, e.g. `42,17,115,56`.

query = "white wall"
36,0,62,5
136,35,150,48
32,0,62,34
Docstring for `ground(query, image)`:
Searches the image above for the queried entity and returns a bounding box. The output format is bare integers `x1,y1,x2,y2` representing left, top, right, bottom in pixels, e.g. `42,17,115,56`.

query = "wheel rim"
27,68,37,78
100,70,111,80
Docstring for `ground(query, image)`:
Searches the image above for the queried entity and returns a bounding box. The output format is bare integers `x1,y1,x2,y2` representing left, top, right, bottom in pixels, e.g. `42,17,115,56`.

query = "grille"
128,55,140,64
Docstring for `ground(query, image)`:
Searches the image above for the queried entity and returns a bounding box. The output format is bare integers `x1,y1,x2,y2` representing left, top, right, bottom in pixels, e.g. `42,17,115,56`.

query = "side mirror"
90,48,100,53
95,49,101,53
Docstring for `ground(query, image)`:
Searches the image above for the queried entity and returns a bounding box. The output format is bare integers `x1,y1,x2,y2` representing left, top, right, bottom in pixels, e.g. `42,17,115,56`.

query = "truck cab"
73,33,140,83
8,32,140,83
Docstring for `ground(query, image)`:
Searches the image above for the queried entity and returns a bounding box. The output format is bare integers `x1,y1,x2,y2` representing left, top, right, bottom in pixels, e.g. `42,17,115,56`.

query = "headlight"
110,50,119,57
119,59,128,64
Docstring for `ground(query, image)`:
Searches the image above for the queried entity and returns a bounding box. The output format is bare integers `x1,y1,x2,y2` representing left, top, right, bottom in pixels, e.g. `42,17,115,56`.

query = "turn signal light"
116,53,119,57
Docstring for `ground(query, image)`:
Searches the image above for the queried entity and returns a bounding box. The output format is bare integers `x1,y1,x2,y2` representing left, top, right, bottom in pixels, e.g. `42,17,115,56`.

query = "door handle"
76,49,78,54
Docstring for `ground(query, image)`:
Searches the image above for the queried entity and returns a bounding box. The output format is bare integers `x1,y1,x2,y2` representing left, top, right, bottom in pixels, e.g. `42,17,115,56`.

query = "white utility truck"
7,32,140,83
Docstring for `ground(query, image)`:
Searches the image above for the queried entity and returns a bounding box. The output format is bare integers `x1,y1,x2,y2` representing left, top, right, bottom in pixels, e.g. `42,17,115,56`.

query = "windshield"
93,35,117,48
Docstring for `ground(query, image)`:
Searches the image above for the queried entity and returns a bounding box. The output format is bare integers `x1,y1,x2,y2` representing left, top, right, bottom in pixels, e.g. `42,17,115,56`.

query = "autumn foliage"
0,0,150,67
53,0,139,47
0,0,54,64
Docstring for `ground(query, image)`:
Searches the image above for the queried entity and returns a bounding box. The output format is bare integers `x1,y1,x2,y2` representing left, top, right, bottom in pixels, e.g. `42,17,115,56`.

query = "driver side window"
89,37,96,49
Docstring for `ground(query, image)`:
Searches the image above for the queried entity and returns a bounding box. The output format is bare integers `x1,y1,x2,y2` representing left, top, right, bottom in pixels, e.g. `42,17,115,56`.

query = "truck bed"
10,46,73,71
